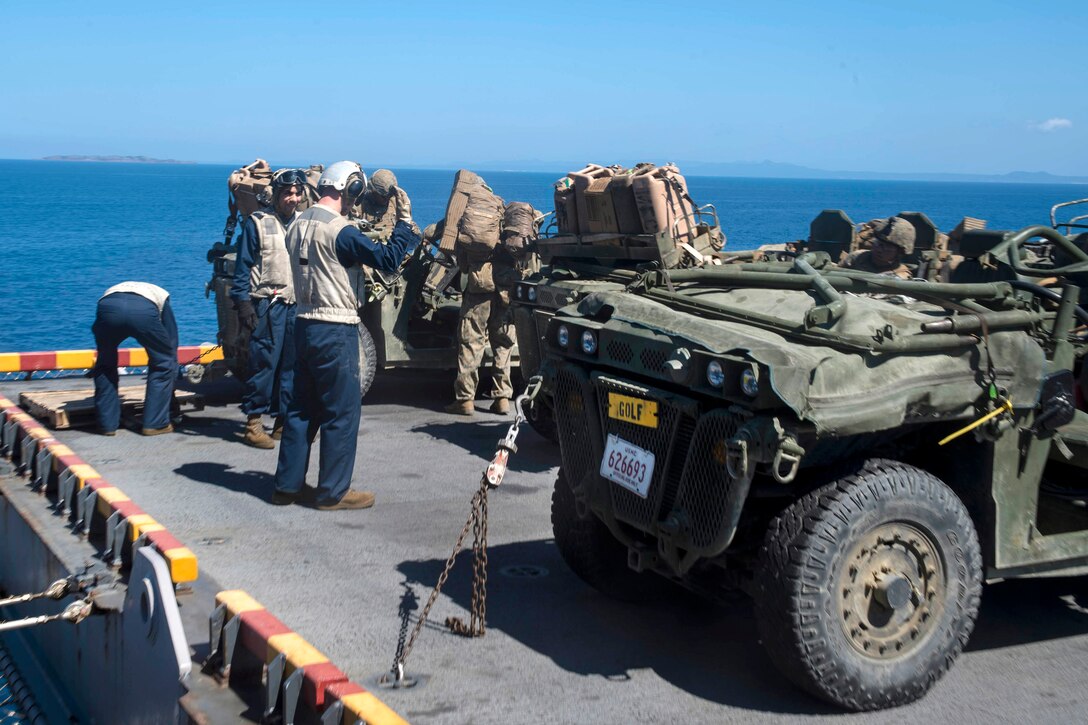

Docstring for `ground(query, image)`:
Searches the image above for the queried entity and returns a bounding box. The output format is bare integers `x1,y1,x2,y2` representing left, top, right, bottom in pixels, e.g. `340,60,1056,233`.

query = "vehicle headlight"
527,286,537,302
740,368,759,397
581,330,598,355
706,360,725,388
556,325,570,347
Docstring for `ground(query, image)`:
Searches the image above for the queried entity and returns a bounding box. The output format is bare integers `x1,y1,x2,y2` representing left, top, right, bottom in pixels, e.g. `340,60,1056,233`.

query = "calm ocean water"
0,159,1084,352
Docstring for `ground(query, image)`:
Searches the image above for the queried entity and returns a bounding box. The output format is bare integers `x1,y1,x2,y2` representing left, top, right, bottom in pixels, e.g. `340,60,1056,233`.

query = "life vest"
249,210,297,304
101,281,170,314
287,205,361,325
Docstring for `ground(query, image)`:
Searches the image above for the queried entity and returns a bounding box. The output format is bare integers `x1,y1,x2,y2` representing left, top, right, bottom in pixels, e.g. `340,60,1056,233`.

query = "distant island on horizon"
21,155,1088,184
41,155,194,164
452,159,1088,185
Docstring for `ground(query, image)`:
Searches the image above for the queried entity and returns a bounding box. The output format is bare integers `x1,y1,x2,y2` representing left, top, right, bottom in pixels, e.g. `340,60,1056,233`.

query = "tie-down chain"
380,375,543,688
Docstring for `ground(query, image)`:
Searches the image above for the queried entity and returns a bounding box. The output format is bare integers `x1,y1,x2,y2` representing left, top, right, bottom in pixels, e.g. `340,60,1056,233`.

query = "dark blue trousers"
241,298,295,417
92,293,178,432
273,319,361,506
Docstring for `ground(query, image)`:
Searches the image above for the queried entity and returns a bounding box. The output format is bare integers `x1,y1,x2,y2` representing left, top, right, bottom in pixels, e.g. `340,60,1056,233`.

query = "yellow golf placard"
607,392,658,428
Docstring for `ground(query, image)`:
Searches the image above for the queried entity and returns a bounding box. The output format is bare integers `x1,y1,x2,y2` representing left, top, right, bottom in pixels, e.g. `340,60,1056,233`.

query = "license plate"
600,434,656,498
607,392,658,428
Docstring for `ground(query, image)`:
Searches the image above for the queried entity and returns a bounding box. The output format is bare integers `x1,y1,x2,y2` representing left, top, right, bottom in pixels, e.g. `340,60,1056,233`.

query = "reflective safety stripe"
0,346,223,372
161,547,198,583
122,348,149,366
266,632,329,669
56,350,96,368
216,589,264,617
125,515,159,542
68,464,100,481
339,692,410,725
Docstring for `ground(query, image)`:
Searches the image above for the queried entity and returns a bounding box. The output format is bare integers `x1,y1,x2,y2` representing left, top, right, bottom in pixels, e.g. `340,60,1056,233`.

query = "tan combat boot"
316,489,376,511
244,415,275,449
271,417,284,441
490,398,510,415
444,400,475,416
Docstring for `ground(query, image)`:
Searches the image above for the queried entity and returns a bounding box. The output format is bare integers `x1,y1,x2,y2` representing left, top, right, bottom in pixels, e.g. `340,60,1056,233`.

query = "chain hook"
513,375,543,425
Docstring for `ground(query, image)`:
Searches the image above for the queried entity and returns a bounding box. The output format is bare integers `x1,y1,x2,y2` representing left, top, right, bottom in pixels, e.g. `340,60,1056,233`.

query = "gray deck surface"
3,372,1087,724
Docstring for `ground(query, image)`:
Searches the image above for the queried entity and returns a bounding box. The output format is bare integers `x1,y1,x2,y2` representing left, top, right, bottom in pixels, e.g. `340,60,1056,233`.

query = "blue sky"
1,1,1084,175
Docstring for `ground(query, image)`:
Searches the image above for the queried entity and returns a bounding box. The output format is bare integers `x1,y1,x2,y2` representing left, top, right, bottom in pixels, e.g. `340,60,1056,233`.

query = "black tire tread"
755,458,982,711
551,470,663,603
359,324,377,399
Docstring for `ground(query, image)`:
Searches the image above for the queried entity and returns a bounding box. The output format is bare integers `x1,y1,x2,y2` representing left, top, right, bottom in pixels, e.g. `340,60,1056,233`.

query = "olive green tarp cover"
570,289,1045,436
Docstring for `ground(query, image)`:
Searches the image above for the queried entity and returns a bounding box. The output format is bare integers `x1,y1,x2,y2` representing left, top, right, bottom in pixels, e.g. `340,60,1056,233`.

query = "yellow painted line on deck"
125,515,160,542
339,692,410,725
96,494,130,518
0,354,22,373
216,590,265,617
265,632,329,670
66,464,100,483
162,547,198,583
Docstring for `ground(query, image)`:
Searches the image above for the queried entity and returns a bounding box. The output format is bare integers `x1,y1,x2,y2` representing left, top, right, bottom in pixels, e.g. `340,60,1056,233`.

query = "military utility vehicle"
205,164,515,396
511,163,724,439
540,219,1088,710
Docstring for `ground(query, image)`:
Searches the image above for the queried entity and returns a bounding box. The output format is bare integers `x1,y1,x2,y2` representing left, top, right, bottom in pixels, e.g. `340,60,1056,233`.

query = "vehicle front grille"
639,348,667,373
594,376,685,530
675,410,743,550
537,286,572,309
552,362,749,559
554,365,595,488
605,339,633,364
512,307,542,376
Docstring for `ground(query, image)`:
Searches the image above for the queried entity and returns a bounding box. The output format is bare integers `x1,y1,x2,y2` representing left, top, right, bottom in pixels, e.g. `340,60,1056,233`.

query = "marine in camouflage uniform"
841,216,916,278
445,233,523,416
353,169,417,238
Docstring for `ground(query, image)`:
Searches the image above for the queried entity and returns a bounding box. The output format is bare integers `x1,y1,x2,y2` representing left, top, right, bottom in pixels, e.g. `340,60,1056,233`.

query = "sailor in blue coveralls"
273,161,420,511
230,168,307,448
92,282,178,435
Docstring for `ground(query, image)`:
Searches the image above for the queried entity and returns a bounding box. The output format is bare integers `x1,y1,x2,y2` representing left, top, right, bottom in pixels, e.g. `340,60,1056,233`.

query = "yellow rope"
938,398,1014,446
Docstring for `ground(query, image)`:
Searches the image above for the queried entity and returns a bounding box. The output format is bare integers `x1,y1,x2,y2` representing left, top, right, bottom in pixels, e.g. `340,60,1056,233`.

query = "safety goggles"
272,168,308,187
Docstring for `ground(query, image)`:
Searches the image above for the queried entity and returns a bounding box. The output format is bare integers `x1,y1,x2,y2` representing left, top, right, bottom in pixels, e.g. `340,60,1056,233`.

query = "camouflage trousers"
453,291,515,402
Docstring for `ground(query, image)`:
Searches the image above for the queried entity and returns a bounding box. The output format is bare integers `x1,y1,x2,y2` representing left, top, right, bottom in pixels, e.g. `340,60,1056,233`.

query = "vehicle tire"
755,459,982,711
358,323,377,400
551,469,665,603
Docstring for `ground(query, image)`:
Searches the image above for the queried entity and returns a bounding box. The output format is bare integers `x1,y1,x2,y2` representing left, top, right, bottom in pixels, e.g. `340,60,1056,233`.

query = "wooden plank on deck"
18,387,204,430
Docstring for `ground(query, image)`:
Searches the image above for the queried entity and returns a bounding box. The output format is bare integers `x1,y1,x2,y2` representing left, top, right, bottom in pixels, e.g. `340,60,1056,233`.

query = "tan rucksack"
501,201,539,251
228,159,273,219
437,169,506,259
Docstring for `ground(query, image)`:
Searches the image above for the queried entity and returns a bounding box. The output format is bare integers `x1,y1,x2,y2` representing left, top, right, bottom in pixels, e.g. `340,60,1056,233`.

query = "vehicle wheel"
755,459,982,711
526,398,558,444
358,323,377,400
551,469,665,602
